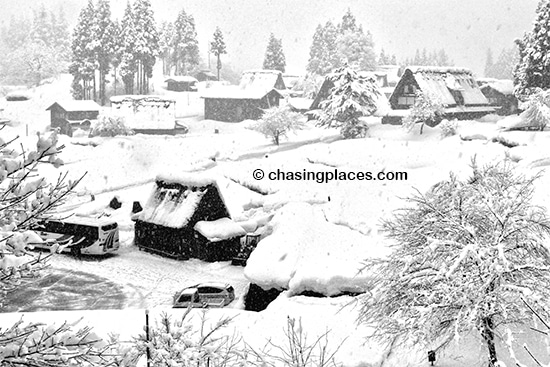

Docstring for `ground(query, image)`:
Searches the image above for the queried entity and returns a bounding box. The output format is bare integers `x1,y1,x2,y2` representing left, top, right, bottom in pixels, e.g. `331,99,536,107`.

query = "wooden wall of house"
389,70,420,109
205,98,264,122
134,220,192,259
193,233,241,262
481,88,518,115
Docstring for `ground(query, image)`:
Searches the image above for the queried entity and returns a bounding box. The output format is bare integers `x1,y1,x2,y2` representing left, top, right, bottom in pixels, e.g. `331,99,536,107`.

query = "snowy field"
1,76,550,366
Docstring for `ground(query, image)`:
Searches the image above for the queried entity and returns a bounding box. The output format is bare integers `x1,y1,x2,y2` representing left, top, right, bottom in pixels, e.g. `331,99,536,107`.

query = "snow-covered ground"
2,77,550,366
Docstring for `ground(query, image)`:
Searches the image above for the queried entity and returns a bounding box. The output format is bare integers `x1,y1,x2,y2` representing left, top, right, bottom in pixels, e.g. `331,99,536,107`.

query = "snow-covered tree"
263,33,286,73
173,8,200,76
514,0,550,96
132,0,159,94
517,88,550,130
336,30,377,71
93,0,116,105
250,105,305,145
0,130,81,299
338,8,361,34
0,318,124,366
306,21,340,76
358,160,550,366
489,47,519,80
158,21,175,75
402,90,445,134
128,310,245,366
210,27,226,81
119,0,137,94
70,0,96,99
314,65,380,138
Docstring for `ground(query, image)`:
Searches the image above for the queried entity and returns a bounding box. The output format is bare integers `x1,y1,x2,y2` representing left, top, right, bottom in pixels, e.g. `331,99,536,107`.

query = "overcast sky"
0,0,541,76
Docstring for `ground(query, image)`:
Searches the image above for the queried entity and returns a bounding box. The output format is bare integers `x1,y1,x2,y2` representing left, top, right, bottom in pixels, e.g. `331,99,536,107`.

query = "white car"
173,282,235,308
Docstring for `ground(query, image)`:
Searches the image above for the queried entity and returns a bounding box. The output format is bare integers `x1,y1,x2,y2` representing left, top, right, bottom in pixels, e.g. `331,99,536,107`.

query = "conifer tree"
337,30,376,71
94,0,116,104
159,21,175,75
30,4,52,47
263,33,286,72
306,21,339,75
119,0,137,94
132,0,159,94
338,8,360,34
515,0,550,96
173,9,200,75
210,27,226,81
70,0,96,99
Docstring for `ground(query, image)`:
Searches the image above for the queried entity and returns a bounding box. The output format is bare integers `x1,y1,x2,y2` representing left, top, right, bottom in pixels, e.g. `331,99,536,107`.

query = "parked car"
173,282,235,309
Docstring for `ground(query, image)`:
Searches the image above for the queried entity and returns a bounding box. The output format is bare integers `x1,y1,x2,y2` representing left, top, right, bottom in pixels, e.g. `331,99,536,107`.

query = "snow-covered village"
2,0,550,366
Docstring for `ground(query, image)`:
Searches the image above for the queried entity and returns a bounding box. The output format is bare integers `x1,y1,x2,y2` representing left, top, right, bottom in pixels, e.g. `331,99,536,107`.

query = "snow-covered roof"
46,100,101,112
110,95,175,104
478,78,515,96
200,86,282,100
155,172,217,188
134,172,228,228
397,66,489,106
135,185,205,228
165,76,198,83
194,217,246,242
240,70,286,90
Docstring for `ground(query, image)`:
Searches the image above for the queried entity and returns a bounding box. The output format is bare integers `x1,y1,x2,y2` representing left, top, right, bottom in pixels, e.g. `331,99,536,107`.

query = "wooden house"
133,173,245,261
165,76,198,92
477,78,518,115
383,67,496,124
45,100,101,135
195,70,218,82
201,87,283,122
110,95,184,134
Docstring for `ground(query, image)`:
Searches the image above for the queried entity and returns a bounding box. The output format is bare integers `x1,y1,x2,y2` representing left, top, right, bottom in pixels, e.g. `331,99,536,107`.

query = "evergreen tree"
159,21,175,75
413,49,421,65
173,8,200,75
485,48,494,77
390,54,397,65
263,33,286,72
306,22,340,75
1,15,31,50
337,30,377,71
70,0,96,99
379,48,388,65
491,47,519,79
436,48,453,66
93,0,116,104
119,1,137,94
30,4,52,47
515,0,550,96
53,6,70,62
338,8,360,34
314,65,380,138
210,27,226,80
132,0,159,94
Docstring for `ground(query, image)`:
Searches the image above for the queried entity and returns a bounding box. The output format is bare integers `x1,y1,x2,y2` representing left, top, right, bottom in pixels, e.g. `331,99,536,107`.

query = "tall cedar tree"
70,0,96,99
159,21,175,75
210,27,227,80
315,65,380,138
173,9,200,75
132,0,159,94
514,0,550,96
490,47,519,79
359,161,550,366
119,1,137,94
263,33,286,72
93,0,116,105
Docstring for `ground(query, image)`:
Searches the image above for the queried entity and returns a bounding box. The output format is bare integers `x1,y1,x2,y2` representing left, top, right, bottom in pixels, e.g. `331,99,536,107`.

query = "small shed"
477,78,518,116
45,100,101,135
201,87,283,122
165,76,198,92
196,70,218,82
110,95,180,134
133,173,245,261
383,66,496,124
